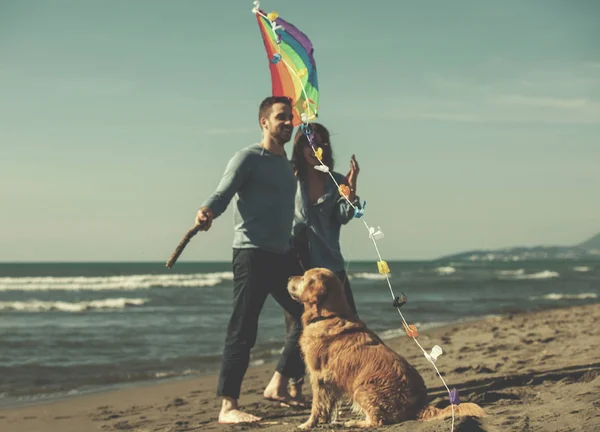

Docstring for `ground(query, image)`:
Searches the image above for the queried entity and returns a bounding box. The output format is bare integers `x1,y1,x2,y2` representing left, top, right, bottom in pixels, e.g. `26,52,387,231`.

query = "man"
195,96,305,424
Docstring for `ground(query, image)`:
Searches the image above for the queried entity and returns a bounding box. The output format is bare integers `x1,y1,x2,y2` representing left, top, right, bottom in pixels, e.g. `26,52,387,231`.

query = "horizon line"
0,259,433,265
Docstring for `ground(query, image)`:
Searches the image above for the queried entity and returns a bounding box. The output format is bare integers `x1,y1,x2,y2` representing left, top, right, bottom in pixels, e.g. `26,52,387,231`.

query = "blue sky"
1,0,599,262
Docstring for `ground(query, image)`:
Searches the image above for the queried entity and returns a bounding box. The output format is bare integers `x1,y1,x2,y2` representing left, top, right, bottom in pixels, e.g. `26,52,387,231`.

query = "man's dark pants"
216,248,304,399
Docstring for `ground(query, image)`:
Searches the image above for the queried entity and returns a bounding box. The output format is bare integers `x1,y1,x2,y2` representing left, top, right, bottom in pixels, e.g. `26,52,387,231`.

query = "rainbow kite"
253,3,319,126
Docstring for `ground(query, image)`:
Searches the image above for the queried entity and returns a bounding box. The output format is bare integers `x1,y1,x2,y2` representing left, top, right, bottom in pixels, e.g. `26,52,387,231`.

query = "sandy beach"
1,303,598,432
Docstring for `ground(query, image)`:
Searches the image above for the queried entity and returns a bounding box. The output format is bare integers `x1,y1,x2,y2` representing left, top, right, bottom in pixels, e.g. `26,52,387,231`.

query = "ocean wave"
435,266,456,275
529,293,597,301
377,321,450,341
497,269,525,276
573,266,591,272
0,272,233,292
154,369,196,379
0,298,149,312
515,270,560,280
350,272,389,280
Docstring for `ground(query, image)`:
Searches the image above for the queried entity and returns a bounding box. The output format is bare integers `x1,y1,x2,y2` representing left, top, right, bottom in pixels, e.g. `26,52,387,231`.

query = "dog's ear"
300,274,327,305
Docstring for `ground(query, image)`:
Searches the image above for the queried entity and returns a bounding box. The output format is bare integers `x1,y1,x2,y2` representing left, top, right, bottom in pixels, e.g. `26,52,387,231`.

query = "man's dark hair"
258,96,293,125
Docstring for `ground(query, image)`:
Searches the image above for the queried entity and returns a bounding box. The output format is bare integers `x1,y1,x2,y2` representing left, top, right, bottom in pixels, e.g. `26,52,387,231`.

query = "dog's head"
288,268,353,321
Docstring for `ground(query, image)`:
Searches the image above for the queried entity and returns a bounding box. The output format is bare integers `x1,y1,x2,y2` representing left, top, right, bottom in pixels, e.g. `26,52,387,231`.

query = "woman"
289,122,361,315
263,123,362,404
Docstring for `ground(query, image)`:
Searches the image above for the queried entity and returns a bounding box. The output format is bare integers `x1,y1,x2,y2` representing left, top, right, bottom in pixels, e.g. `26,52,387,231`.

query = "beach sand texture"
1,303,598,432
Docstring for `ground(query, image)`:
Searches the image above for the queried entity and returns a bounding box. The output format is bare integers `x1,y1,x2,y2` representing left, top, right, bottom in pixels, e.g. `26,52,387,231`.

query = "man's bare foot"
264,372,306,407
218,397,261,424
218,409,261,424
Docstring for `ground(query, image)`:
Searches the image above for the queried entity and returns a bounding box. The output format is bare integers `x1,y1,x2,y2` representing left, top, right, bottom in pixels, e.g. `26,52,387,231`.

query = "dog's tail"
418,403,486,421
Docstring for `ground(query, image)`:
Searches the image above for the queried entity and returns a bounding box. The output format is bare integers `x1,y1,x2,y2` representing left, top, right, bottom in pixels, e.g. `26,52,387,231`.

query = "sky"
1,0,599,262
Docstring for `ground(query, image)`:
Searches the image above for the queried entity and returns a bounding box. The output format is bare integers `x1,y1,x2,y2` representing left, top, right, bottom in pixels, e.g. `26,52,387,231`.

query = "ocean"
0,260,598,408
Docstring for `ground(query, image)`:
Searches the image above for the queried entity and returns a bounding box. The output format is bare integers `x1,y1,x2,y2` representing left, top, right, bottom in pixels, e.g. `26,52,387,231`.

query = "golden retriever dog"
288,268,486,429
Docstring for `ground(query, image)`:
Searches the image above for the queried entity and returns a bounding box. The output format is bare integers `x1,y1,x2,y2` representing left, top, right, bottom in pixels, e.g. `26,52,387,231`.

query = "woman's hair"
291,123,335,182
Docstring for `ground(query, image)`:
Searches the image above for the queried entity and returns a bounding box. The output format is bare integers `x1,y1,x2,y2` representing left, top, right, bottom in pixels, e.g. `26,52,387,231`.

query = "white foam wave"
377,321,450,341
154,369,196,379
0,272,233,292
351,272,389,280
377,328,406,340
516,270,560,280
573,266,591,272
497,269,525,276
529,293,597,301
0,298,149,312
435,266,456,275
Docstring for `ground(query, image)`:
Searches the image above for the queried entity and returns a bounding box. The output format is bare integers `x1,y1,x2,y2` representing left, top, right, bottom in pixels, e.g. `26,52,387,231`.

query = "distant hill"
578,233,600,252
437,232,600,262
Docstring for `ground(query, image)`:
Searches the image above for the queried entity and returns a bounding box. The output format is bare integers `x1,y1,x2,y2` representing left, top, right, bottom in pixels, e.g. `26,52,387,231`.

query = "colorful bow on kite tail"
253,2,319,126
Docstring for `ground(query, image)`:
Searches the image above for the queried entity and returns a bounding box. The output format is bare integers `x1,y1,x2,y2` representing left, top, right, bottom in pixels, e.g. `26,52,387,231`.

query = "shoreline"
1,303,599,431
0,311,505,411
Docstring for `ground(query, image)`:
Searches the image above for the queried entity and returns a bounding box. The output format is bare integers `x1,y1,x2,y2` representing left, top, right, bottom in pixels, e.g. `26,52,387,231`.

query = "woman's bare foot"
218,397,262,424
289,380,303,399
263,372,306,407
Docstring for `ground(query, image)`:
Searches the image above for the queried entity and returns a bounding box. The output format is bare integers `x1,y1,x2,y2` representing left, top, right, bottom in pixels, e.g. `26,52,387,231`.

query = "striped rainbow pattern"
256,9,319,126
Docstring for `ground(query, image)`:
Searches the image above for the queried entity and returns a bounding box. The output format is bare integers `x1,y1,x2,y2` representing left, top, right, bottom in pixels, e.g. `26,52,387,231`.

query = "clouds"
403,99,600,125
493,94,589,110
382,61,600,125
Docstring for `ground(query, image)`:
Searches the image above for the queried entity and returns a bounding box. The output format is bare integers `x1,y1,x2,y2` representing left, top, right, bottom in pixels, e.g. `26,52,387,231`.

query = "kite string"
309,129,457,432
314,168,456,431
255,3,454,430
315,153,457,432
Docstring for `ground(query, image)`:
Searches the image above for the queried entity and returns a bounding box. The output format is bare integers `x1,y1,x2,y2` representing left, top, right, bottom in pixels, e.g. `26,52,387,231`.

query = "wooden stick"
165,222,206,269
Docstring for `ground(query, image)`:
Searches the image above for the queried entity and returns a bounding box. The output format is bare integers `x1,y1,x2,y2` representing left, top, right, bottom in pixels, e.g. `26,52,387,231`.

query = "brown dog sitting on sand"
287,268,486,429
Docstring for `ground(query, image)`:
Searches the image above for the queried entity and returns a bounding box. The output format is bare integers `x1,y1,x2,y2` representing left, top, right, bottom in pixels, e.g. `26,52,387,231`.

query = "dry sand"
1,303,598,432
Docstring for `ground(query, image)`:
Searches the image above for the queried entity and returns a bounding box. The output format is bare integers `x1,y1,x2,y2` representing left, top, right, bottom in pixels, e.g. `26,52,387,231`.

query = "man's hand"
195,207,214,231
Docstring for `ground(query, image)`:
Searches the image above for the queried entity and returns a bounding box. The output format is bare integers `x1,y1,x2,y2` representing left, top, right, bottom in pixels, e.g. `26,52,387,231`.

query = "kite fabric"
255,9,319,126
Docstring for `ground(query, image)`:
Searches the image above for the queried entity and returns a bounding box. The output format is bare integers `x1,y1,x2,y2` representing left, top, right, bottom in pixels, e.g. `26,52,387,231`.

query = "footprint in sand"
485,343,509,354
113,420,134,430
471,391,521,405
165,398,188,409
475,365,495,374
502,414,531,430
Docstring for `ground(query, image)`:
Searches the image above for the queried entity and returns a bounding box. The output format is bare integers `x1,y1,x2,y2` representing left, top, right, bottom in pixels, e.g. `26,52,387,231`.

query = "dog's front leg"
298,376,330,430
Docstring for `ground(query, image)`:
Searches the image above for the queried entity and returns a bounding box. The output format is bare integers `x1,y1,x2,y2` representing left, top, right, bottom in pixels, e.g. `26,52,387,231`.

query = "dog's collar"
307,314,338,325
